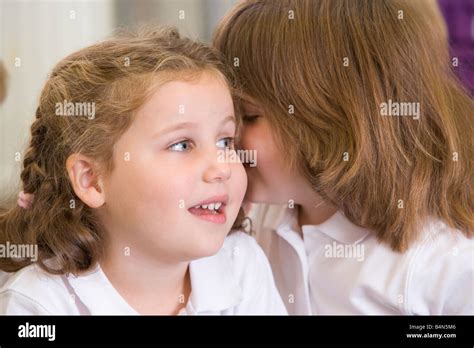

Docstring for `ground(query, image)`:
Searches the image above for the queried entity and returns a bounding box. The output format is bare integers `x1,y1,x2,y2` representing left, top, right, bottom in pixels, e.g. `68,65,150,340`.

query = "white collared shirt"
250,204,474,315
0,231,287,315
0,272,9,285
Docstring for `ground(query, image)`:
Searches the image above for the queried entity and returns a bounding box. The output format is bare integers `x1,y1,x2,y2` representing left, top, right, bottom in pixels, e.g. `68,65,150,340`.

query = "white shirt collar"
275,207,370,245
67,247,243,315
66,266,137,315
274,207,301,238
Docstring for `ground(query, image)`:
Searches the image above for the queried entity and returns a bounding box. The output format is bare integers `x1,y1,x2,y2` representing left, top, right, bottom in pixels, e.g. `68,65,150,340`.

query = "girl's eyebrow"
155,121,198,138
154,115,236,138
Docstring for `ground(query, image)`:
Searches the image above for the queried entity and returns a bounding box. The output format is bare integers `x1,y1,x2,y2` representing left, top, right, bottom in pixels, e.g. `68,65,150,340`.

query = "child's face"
240,100,311,205
100,72,247,262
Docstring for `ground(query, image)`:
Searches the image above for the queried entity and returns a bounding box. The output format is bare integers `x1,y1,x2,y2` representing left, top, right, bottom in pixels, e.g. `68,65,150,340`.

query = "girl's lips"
188,205,226,224
187,194,229,224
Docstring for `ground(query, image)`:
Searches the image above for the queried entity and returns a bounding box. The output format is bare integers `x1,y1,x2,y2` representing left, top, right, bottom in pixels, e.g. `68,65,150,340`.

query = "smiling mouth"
187,195,228,224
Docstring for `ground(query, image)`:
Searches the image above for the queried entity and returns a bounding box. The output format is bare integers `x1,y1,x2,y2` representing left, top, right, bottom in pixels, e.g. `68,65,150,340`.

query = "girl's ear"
66,154,106,208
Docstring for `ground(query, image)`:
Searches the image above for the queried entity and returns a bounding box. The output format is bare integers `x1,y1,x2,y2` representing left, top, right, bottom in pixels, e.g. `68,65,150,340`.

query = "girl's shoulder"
221,230,269,272
1,263,64,294
211,230,286,314
0,263,79,314
393,219,473,314
411,219,474,265
0,270,10,287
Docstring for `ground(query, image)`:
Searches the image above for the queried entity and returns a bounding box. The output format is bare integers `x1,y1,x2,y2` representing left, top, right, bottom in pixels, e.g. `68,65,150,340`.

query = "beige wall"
0,0,114,201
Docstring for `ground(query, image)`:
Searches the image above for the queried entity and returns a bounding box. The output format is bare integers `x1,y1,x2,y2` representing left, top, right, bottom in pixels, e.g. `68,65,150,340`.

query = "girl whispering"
213,0,474,314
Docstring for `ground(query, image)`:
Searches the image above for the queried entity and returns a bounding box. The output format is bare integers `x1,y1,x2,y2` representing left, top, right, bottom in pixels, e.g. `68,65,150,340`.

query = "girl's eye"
243,115,260,123
216,137,235,149
169,140,193,152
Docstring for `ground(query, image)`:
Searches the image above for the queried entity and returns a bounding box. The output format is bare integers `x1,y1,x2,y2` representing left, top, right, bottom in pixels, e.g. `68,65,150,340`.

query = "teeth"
193,202,223,210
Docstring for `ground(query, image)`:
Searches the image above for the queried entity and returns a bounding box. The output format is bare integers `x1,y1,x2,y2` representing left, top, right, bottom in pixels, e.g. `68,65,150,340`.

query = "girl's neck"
100,247,191,315
297,197,338,227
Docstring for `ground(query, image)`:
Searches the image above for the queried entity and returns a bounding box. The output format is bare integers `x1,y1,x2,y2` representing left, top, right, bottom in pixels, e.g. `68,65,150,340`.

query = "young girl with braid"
0,28,286,315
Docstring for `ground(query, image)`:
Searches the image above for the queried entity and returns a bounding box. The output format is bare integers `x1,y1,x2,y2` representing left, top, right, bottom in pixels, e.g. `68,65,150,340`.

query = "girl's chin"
243,189,259,203
243,192,273,205
243,181,267,202
189,235,227,259
244,189,290,206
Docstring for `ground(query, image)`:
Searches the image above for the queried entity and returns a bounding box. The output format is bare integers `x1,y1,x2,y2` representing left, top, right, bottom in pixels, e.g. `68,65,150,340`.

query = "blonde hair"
213,0,473,251
0,27,242,274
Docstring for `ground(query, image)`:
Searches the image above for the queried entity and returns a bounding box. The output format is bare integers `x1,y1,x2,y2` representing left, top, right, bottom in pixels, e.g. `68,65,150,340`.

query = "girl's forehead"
130,75,234,128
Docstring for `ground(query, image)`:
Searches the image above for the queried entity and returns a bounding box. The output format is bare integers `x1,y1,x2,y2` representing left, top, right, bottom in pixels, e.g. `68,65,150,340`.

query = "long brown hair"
0,26,241,274
213,0,473,251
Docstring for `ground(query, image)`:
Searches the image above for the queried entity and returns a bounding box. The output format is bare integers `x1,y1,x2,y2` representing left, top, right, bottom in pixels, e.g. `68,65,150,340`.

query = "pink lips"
188,194,229,224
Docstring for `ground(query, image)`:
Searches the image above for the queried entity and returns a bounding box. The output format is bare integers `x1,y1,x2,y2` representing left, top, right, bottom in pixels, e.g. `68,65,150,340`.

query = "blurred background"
0,0,473,199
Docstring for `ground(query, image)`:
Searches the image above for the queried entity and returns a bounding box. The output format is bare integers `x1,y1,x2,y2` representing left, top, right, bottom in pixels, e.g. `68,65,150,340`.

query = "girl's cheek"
240,123,259,150
140,160,188,194
248,126,278,171
231,163,248,192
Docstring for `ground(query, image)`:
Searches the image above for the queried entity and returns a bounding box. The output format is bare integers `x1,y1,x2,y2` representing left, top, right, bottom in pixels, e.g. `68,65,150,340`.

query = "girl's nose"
203,152,232,183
